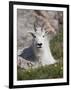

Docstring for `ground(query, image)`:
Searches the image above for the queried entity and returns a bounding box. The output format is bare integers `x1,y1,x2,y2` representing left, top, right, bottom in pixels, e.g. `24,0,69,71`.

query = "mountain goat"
29,24,56,66
30,10,57,66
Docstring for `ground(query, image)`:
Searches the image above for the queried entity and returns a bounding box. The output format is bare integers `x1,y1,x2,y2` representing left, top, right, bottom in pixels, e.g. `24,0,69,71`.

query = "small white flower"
61,67,63,70
54,64,57,67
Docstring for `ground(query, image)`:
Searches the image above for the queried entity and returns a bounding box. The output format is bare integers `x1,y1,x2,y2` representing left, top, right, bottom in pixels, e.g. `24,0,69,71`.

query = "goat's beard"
33,45,44,58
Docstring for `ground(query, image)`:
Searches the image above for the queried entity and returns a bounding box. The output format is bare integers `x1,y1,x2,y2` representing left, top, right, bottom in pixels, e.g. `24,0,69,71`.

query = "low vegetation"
50,25,63,60
17,62,63,80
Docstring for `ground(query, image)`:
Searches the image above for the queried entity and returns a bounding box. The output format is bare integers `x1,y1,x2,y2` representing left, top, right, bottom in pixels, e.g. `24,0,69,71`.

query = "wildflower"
54,64,57,67
61,67,63,70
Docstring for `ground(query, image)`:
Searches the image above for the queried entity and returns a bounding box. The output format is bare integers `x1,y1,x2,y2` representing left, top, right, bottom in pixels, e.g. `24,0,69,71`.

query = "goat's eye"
43,35,45,37
34,35,36,38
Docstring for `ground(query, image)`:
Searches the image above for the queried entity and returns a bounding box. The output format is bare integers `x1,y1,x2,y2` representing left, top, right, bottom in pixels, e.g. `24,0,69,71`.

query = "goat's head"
29,24,48,48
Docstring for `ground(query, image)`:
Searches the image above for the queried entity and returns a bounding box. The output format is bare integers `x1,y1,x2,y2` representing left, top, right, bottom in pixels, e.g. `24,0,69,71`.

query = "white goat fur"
31,27,56,65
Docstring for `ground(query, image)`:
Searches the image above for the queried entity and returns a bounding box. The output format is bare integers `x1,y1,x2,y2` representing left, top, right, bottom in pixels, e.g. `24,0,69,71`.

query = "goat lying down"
19,25,56,66
30,26,56,65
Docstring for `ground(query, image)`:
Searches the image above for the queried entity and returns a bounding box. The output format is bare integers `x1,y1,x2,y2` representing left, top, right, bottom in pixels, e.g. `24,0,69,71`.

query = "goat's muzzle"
37,43,42,48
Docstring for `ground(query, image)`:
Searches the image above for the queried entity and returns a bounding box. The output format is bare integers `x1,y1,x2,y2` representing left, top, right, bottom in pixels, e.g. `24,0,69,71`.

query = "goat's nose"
37,43,42,46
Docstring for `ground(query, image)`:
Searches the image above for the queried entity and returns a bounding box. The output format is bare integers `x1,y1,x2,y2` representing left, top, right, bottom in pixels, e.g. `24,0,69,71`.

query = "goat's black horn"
34,24,37,31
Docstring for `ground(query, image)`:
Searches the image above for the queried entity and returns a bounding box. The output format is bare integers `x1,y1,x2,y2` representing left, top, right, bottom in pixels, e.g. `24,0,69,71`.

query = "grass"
50,25,63,60
17,25,63,80
17,62,63,80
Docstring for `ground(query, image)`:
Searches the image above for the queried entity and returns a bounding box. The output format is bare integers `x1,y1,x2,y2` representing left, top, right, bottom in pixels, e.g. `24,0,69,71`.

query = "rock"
17,56,34,69
49,19,59,31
